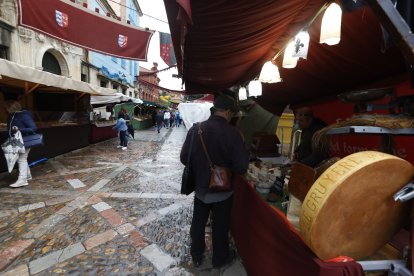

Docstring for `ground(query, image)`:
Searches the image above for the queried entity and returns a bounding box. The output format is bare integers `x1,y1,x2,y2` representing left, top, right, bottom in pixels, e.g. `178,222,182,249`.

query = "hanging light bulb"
238,86,247,100
282,40,299,68
258,61,282,83
292,31,310,59
320,2,342,45
248,80,262,97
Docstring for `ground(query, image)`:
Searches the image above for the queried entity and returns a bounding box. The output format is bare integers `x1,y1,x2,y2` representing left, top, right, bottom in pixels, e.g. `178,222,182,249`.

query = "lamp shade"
320,3,342,45
258,61,281,83
282,41,299,68
248,80,262,97
292,31,310,59
239,87,247,100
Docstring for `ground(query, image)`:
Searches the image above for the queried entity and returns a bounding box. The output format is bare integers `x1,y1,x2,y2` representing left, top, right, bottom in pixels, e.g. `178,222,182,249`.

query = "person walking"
164,110,171,129
175,110,181,127
113,112,128,150
170,111,175,128
5,100,38,188
121,108,135,139
180,94,249,268
155,110,163,133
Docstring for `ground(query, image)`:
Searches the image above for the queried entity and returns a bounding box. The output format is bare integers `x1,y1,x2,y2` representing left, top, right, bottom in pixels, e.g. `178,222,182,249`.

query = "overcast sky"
138,0,184,91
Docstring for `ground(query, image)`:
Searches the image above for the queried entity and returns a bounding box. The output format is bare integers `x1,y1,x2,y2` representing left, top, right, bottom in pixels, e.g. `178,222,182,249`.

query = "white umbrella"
1,131,25,173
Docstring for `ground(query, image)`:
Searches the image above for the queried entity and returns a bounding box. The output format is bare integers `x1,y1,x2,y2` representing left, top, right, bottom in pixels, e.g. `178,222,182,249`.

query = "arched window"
42,52,62,75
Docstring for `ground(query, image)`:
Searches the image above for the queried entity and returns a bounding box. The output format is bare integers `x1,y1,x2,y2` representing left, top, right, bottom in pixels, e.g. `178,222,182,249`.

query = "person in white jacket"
163,111,171,129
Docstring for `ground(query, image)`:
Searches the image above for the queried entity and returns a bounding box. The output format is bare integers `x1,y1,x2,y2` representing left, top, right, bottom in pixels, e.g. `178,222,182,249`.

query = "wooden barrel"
300,151,413,260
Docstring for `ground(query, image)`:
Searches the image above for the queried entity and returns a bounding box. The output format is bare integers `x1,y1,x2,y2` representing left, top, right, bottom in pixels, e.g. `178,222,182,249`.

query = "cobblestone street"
0,126,246,276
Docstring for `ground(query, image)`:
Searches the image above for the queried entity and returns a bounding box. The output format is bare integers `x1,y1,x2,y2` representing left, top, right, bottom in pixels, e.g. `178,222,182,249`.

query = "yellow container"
276,113,294,155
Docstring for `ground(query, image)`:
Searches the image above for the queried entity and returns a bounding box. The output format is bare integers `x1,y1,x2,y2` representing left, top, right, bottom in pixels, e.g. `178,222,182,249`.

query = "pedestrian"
180,94,249,268
4,100,38,188
164,110,171,128
175,110,180,127
122,108,135,139
113,112,128,150
155,110,163,133
170,111,175,128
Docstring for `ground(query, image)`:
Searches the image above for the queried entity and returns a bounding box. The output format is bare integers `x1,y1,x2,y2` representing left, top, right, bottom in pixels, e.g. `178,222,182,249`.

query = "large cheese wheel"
300,151,413,260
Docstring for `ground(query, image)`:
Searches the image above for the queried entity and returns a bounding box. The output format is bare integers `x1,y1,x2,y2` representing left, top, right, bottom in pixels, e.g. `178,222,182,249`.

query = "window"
129,61,133,77
0,46,9,60
122,88,127,95
121,59,126,69
42,52,61,75
81,63,89,82
112,83,119,90
100,80,108,88
111,56,118,63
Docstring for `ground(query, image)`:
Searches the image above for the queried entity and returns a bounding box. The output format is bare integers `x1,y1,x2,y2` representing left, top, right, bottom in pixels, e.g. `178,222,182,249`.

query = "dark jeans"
190,196,233,266
119,130,128,147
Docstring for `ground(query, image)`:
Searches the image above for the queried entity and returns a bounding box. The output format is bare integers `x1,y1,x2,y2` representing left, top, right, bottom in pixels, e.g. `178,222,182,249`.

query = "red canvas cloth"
18,0,154,61
231,177,365,276
163,1,407,114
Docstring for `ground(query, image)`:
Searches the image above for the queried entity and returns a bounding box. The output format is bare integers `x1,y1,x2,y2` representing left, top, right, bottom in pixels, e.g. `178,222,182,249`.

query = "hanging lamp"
248,80,262,97
282,41,299,68
292,31,310,59
320,2,342,45
258,61,282,83
238,87,247,100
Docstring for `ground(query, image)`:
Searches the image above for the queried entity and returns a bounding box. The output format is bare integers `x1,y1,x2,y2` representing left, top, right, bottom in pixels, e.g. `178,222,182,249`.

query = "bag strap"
186,123,197,166
198,123,214,169
8,112,16,138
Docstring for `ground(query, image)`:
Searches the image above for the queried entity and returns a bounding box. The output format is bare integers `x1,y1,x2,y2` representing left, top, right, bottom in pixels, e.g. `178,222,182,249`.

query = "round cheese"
300,151,413,260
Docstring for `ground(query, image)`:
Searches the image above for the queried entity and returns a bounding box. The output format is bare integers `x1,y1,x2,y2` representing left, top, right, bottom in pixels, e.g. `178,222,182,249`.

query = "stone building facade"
0,0,84,80
0,0,143,98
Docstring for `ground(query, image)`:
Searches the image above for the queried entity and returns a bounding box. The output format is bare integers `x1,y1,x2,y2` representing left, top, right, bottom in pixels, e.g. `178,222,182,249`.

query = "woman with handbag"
5,100,38,188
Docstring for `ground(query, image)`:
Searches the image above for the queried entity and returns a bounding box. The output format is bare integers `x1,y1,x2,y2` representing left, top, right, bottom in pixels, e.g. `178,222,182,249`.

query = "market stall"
0,59,117,172
90,93,143,143
113,101,159,131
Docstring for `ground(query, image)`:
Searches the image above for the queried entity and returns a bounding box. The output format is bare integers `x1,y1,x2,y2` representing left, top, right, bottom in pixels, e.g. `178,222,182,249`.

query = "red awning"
164,0,407,113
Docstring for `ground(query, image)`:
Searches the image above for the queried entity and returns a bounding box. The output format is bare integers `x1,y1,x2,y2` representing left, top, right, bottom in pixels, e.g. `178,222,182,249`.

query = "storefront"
0,59,117,172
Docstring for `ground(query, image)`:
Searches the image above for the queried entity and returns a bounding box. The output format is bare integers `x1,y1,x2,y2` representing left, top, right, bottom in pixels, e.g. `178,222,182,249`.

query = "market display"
300,151,414,260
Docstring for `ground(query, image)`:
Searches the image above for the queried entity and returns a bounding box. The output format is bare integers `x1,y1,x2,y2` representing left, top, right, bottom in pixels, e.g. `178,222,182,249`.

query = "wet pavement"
0,126,247,276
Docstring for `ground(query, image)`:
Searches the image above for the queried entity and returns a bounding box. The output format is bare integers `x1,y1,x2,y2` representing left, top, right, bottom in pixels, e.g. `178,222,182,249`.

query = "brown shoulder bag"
198,124,232,192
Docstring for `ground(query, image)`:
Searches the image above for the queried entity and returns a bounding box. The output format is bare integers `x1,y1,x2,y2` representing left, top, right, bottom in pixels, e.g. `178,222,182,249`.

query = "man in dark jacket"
294,107,328,167
180,94,249,268
155,110,163,133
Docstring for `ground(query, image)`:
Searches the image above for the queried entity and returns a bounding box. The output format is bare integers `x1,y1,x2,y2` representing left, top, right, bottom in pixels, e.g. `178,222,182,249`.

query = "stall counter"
231,176,364,276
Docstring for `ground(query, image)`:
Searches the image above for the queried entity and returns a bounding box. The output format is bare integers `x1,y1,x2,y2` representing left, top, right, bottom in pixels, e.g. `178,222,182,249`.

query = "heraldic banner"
159,32,176,66
17,0,154,61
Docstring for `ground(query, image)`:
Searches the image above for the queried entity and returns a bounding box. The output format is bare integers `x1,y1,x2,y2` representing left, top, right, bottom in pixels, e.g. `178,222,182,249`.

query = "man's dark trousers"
190,196,233,266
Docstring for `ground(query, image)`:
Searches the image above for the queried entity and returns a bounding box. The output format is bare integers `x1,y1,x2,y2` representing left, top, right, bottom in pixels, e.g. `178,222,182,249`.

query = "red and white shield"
118,34,128,48
55,10,69,28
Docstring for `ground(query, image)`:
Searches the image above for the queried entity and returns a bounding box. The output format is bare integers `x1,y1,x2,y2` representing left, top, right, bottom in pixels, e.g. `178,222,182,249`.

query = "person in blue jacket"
5,100,37,188
113,111,128,150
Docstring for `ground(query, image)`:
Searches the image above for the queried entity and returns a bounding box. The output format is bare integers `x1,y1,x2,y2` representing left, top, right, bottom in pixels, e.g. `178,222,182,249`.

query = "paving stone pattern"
0,126,247,275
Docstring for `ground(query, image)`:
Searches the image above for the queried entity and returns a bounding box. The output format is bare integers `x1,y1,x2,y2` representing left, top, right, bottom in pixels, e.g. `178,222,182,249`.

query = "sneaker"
122,147,127,150
117,145,123,148
10,181,29,188
27,175,33,181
